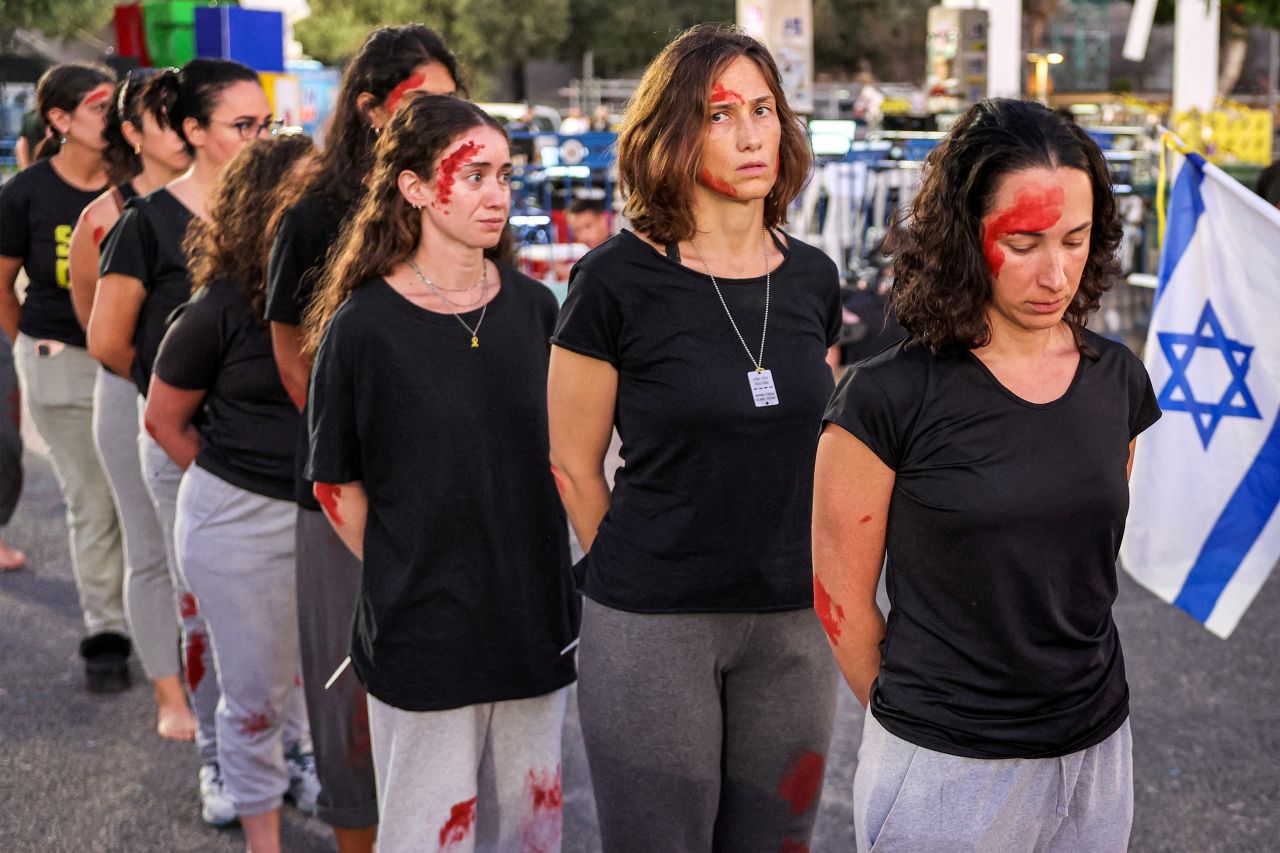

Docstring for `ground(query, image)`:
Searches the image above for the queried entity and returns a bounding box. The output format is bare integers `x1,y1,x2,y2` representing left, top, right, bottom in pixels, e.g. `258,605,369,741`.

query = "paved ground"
1,449,1277,851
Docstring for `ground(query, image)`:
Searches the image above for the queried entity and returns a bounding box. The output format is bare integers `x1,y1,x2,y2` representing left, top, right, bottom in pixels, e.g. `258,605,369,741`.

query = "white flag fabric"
1122,153,1280,638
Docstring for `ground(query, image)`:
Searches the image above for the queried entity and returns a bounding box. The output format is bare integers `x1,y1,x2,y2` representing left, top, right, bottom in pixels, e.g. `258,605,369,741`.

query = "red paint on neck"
778,751,825,816
92,225,105,246
438,797,477,848
385,72,426,113
813,574,845,645
711,83,747,106
700,169,738,198
81,89,110,108
238,712,271,735
186,631,207,692
982,184,1065,277
313,483,344,527
434,141,484,211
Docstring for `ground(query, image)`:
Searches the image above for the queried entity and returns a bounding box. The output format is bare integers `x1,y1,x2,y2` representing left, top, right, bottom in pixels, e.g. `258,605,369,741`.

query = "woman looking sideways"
67,68,195,737
146,134,319,853
91,58,278,827
304,95,576,853
264,25,461,851
0,62,129,692
547,24,842,851
812,98,1159,852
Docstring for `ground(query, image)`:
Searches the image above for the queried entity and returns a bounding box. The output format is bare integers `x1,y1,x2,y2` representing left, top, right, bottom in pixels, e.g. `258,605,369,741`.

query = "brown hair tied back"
888,98,1121,355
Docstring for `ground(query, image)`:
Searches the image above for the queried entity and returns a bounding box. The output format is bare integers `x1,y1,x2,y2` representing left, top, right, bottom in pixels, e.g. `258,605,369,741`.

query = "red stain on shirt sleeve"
313,483,344,527
433,141,484,211
813,574,845,645
178,592,198,619
385,71,426,113
700,169,739,198
438,797,477,849
185,630,207,692
711,83,747,105
92,225,105,246
238,711,272,735
781,839,810,853
778,751,825,816
521,766,563,853
981,184,1065,277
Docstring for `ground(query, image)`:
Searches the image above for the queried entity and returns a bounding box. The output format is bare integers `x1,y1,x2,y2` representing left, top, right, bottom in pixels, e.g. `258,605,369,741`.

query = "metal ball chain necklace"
406,258,488,348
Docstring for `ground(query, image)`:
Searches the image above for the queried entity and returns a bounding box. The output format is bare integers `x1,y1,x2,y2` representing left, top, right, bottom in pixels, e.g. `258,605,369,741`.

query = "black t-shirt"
265,190,351,510
551,229,842,613
154,278,299,502
98,188,195,395
824,330,1161,759
0,159,106,346
307,268,578,712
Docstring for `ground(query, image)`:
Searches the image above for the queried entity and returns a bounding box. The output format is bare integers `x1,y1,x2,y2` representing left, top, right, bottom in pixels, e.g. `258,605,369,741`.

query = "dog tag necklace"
691,230,777,407
407,258,487,348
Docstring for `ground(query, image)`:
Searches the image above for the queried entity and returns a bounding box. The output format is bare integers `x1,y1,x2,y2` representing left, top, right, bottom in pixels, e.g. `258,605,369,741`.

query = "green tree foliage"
561,0,734,77
0,0,115,49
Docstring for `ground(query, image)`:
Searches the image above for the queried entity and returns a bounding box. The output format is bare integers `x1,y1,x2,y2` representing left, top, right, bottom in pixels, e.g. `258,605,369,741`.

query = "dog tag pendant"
748,369,779,407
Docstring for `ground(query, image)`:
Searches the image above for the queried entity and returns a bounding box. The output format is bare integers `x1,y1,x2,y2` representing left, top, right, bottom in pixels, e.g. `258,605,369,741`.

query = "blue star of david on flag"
1156,301,1262,448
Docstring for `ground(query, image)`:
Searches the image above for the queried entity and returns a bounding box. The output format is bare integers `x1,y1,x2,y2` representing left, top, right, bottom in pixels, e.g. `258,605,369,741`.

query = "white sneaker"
198,762,239,827
284,743,321,816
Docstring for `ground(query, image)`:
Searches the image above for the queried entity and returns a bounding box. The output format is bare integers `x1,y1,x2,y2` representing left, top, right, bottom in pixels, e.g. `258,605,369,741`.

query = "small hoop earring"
133,144,142,155
60,136,68,145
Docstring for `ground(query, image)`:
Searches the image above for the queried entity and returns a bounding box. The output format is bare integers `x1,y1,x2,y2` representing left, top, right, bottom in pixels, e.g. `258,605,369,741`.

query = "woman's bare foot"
155,675,196,741
0,538,25,571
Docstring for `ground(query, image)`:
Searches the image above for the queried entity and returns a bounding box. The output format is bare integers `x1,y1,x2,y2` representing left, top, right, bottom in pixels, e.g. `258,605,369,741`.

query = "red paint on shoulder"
81,89,111,107
781,839,810,853
859,514,872,523
313,483,344,527
385,72,427,113
778,751,825,816
813,574,845,645
711,83,747,105
92,225,105,246
239,711,272,735
981,184,1065,277
438,797,477,849
700,169,738,198
521,766,563,853
179,592,198,619
185,631,207,693
433,141,484,210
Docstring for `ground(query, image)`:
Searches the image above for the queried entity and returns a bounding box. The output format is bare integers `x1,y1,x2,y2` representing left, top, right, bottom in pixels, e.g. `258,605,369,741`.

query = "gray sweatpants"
577,598,840,853
138,414,220,765
853,712,1133,852
93,369,176,679
367,686,568,853
14,334,125,636
175,463,309,815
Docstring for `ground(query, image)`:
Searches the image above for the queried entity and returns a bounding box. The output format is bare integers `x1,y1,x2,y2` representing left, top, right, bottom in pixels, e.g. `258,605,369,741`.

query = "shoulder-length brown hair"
616,23,811,244
889,98,1121,355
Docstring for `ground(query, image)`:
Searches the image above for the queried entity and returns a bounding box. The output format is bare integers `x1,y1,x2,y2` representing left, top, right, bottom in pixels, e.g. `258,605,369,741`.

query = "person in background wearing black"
67,69,195,738
91,58,275,828
548,25,842,851
0,63,130,692
146,134,320,853
812,99,1160,852
265,25,461,852
304,96,576,852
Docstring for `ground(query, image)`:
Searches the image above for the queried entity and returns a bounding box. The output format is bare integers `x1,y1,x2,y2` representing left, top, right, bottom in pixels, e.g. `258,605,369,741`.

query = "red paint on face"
347,699,373,769
982,184,1066,278
314,483,344,527
711,83,747,106
700,169,739,198
179,592,198,619
778,751,825,816
92,225,105,246
813,574,845,645
438,797,477,849
521,766,563,853
781,839,810,853
433,141,484,212
81,89,110,108
239,711,271,735
386,72,427,113
185,631,207,692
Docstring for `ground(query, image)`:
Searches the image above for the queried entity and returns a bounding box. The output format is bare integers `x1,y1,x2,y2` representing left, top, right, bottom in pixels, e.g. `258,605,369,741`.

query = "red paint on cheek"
711,83,747,105
179,592,198,619
238,711,272,735
92,225,105,246
781,839,810,853
981,184,1065,278
700,169,738,198
778,751,825,816
813,574,845,645
185,631,207,692
314,483,344,527
433,141,484,212
385,72,426,113
438,797,477,848
82,90,110,108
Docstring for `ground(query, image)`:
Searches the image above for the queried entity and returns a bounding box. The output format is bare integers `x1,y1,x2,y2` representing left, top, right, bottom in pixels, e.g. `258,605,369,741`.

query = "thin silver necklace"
690,228,771,371
406,258,488,348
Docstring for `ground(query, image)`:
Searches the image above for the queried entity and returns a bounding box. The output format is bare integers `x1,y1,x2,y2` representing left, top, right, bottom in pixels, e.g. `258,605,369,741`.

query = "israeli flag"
1122,154,1280,638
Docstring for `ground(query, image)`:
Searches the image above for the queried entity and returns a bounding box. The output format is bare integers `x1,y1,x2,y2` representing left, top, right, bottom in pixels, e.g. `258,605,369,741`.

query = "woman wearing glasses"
90,58,283,828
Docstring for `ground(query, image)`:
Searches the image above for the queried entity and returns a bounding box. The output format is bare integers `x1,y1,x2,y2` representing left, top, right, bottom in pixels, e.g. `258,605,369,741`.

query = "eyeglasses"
211,117,285,140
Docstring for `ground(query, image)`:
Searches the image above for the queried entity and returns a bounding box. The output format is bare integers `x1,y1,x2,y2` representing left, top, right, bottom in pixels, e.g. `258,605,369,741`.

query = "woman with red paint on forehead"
547,24,843,850
264,26,463,851
813,98,1160,851
304,95,576,852
0,63,131,688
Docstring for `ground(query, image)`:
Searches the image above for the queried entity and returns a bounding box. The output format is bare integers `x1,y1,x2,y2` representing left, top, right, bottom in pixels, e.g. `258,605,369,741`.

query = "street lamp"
1026,51,1064,106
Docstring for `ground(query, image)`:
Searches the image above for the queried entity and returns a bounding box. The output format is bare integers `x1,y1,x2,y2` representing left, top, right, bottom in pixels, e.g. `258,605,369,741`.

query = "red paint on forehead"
711,83,747,106
81,89,111,107
438,797,477,848
778,751,825,816
385,71,427,113
314,483,344,527
813,574,845,645
982,183,1066,278
700,169,739,198
434,140,484,210
186,631,207,692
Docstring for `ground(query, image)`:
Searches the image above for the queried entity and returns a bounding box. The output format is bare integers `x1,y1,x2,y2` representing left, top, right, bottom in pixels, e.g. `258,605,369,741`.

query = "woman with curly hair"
145,133,319,852
812,98,1161,852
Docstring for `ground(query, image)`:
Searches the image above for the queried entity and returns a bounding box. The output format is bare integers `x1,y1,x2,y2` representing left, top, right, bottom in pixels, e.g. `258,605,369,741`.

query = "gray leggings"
577,597,840,853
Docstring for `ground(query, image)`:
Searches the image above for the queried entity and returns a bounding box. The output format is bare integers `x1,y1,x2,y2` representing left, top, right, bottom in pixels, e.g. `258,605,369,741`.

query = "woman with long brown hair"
547,23,842,850
304,95,576,852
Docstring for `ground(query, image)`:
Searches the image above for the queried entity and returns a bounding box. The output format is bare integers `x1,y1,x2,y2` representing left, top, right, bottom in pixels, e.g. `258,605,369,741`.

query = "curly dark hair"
889,98,1121,355
184,134,317,323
